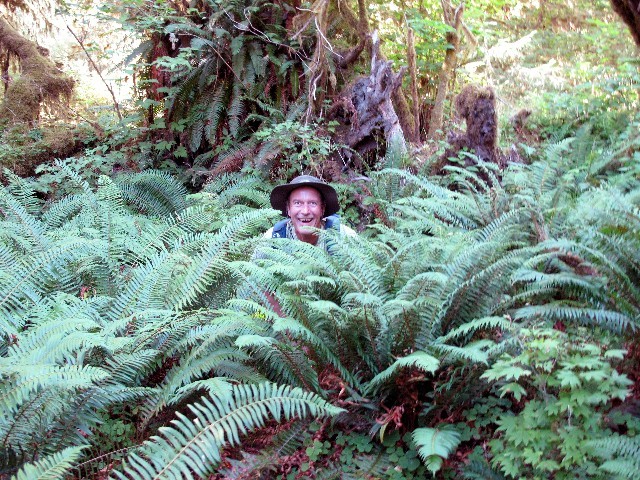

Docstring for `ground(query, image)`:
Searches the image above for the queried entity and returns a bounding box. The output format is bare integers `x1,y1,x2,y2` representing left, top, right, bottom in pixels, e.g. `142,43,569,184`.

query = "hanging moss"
0,17,74,126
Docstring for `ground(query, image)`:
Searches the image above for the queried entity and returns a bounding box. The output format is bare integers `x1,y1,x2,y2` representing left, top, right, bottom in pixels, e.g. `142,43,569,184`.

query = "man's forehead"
288,186,323,200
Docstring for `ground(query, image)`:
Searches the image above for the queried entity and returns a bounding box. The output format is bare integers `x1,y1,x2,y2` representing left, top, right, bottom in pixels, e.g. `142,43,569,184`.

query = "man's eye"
309,202,317,207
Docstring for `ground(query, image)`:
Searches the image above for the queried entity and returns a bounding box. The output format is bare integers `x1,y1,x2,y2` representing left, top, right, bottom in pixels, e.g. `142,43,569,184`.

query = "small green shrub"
483,326,633,479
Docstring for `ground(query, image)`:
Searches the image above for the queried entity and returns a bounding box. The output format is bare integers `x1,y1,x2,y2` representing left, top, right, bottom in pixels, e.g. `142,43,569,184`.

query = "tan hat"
270,175,339,217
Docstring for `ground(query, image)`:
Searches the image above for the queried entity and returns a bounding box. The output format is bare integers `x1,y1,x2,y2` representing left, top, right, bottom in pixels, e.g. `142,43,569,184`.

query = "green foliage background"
1,0,640,479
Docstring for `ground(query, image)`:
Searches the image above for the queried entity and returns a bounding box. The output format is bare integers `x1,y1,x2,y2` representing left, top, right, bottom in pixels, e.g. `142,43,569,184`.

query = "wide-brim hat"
270,175,339,217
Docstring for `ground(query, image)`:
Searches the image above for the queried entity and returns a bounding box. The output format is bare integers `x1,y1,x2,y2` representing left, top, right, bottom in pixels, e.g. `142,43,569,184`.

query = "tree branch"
66,25,122,120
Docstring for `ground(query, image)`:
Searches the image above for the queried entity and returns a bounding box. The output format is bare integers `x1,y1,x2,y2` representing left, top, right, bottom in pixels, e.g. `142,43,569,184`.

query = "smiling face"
286,186,325,244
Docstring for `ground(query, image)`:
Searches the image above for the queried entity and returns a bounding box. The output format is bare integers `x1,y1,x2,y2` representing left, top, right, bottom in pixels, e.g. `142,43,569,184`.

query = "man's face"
287,186,325,239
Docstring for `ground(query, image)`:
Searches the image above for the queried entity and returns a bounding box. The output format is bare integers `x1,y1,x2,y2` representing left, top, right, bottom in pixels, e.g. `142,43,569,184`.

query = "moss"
0,18,74,126
0,123,94,179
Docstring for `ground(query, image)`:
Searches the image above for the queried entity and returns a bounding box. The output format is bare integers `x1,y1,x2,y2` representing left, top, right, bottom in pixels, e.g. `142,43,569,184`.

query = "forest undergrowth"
1,0,640,479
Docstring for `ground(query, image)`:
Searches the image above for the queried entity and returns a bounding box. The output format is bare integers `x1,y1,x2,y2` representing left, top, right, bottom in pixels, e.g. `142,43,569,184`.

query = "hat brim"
270,181,339,217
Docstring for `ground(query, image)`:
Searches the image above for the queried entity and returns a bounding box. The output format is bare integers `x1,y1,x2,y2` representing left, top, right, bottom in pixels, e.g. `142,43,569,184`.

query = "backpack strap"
271,218,289,238
324,214,340,231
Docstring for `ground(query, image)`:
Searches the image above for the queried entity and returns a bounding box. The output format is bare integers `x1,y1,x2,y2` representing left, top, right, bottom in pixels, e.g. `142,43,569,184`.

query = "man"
264,175,356,248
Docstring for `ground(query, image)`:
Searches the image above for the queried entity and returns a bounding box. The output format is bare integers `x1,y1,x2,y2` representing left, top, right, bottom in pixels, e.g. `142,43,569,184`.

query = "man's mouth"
298,218,314,224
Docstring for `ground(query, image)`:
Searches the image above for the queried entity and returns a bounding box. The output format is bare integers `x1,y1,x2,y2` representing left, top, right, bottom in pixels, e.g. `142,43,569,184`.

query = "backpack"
271,214,341,238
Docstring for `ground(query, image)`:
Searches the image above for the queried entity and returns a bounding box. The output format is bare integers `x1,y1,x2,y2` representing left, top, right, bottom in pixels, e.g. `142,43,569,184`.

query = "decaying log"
328,33,407,168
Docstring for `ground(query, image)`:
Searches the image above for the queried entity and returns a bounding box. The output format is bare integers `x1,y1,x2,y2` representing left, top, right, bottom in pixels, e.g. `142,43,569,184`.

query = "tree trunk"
0,17,74,125
610,0,640,47
427,2,464,140
407,28,420,142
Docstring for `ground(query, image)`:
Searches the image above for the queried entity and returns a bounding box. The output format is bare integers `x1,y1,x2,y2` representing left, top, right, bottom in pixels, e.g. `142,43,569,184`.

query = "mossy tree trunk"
0,17,74,125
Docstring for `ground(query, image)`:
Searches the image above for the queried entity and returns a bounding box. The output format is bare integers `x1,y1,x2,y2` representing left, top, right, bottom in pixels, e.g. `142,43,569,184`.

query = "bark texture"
327,34,407,169
428,1,464,140
610,0,640,47
433,84,504,174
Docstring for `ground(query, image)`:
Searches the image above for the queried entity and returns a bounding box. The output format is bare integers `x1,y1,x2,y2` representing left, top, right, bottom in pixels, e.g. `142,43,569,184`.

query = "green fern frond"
41,194,87,229
437,316,513,343
412,427,461,475
3,170,43,215
0,363,109,415
218,420,310,478
228,83,245,137
121,39,154,70
513,304,632,333
203,173,270,210
0,186,48,251
10,445,85,480
140,347,252,423
115,170,189,216
364,351,439,395
235,335,320,392
113,383,344,480
272,317,357,388
170,209,270,310
205,85,227,143
462,456,507,479
589,434,640,479
431,340,493,365
0,240,95,330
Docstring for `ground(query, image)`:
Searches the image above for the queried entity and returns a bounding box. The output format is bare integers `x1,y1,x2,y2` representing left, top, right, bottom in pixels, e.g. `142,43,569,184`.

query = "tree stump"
433,84,505,175
327,33,407,170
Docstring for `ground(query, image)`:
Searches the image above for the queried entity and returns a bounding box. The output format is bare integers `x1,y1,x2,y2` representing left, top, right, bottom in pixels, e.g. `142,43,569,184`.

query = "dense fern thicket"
2,108,640,478
2,1,640,478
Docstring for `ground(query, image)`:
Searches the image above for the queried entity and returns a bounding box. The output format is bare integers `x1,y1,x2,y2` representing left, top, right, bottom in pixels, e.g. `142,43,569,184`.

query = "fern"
412,427,461,475
363,351,439,395
115,170,189,216
589,434,640,479
10,445,85,480
113,383,344,480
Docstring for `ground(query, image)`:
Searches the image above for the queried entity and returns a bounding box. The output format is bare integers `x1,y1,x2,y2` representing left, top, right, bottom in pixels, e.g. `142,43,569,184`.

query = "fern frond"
235,335,320,392
437,316,513,343
3,170,42,215
363,351,439,395
11,445,85,480
113,383,344,480
431,340,494,365
513,304,632,333
218,420,310,478
115,170,189,217
205,85,226,143
228,83,244,138
170,209,270,310
0,186,48,251
140,347,251,424
41,194,87,229
0,363,109,415
272,317,357,388
589,434,640,479
412,427,461,475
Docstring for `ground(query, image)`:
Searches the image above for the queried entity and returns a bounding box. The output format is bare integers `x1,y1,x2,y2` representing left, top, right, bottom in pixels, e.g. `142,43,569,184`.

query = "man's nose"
300,203,310,213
